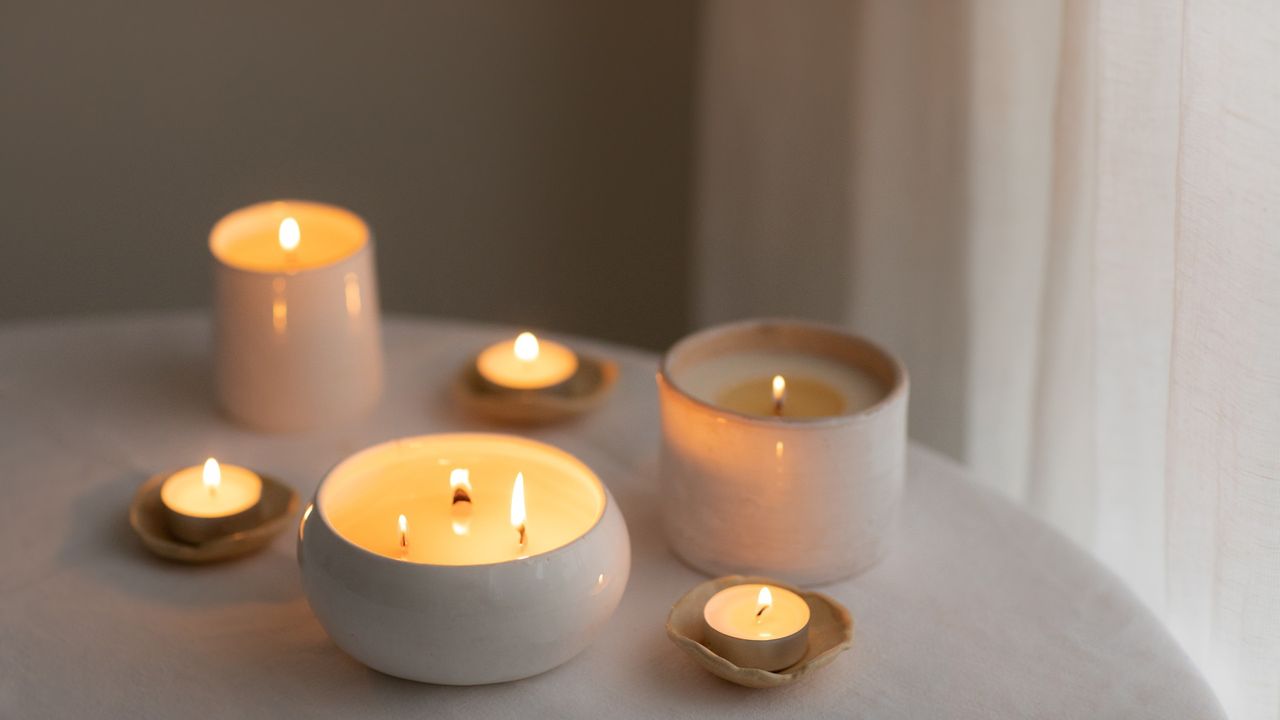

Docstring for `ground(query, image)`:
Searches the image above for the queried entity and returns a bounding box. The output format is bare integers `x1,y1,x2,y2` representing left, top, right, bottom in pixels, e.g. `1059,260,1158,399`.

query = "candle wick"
450,490,472,536
756,605,768,620
772,397,784,416
517,523,527,548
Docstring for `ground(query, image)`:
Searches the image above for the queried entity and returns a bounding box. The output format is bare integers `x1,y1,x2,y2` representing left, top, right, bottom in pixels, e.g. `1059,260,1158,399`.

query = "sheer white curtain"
692,1,1280,718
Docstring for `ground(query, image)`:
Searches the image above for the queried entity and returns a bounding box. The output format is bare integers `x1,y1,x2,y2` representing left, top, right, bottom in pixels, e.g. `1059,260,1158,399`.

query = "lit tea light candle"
476,331,579,390
703,583,811,671
160,458,264,544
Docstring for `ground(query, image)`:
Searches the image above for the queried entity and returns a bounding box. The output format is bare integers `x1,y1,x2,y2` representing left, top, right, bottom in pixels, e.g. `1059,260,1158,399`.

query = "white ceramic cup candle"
703,583,811,671
160,458,263,544
475,331,579,390
210,200,383,432
297,433,630,685
657,318,908,585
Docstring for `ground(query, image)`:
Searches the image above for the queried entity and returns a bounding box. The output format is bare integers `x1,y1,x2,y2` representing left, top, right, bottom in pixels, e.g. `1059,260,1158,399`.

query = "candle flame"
511,472,526,545
202,457,221,495
279,217,300,252
398,513,408,550
449,468,472,493
514,332,540,362
771,375,786,415
756,586,772,620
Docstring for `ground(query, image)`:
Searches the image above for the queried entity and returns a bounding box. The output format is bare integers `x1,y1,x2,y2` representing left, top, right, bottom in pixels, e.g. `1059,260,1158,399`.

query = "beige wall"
0,1,695,349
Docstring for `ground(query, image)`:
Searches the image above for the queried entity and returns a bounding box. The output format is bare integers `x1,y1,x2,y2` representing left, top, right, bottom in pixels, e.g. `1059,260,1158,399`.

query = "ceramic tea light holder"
130,459,299,563
455,331,617,424
210,200,383,432
667,575,853,688
657,318,908,585
297,433,630,685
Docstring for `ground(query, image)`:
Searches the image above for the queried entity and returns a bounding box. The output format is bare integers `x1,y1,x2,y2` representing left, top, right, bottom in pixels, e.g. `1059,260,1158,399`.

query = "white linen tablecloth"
0,313,1223,719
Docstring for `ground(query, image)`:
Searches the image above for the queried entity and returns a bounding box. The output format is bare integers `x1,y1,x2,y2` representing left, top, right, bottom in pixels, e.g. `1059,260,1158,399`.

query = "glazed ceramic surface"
658,319,908,585
211,200,383,432
297,436,631,685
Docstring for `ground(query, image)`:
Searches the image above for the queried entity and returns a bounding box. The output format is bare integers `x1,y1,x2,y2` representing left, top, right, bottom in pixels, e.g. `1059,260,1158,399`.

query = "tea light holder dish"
454,353,618,424
666,575,853,689
658,318,909,585
129,471,299,563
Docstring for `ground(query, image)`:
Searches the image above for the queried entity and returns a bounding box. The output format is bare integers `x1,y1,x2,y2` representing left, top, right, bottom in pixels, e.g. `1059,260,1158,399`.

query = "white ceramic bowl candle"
297,433,630,685
657,318,908,585
210,200,382,432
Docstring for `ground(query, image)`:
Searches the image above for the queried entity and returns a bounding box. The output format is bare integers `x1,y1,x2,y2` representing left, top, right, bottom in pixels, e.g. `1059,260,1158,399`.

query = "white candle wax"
210,201,367,273
675,351,886,418
321,434,603,565
475,332,579,390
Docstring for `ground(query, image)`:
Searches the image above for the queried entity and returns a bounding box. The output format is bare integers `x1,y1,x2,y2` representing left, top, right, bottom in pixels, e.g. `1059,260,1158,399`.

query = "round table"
0,314,1223,719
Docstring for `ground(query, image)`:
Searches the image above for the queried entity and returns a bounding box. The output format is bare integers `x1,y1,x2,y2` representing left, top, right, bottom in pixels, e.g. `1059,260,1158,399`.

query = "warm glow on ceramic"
476,332,579,390
278,217,300,252
320,434,605,565
210,201,368,273
161,459,262,519
344,272,362,317
683,352,887,418
704,584,809,641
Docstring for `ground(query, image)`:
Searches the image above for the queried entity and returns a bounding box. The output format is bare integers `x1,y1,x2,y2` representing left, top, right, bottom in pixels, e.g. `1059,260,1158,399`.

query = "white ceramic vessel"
297,434,631,685
210,200,383,432
657,319,908,585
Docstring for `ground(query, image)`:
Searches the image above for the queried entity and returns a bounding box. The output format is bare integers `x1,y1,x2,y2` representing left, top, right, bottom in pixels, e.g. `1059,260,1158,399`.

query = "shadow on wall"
0,1,696,350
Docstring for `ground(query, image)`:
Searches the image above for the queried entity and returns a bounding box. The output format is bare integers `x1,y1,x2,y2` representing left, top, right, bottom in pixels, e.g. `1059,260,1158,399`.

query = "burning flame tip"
514,332,540,362
279,216,300,252
510,472,527,529
202,457,221,490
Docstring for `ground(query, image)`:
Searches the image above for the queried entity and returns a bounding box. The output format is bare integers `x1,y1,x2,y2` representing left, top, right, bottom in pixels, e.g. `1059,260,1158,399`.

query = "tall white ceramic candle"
297,433,630,685
210,200,382,431
657,318,908,585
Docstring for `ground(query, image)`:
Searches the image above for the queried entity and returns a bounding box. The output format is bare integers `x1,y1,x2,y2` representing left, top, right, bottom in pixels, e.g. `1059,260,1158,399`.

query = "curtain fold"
693,1,1280,717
